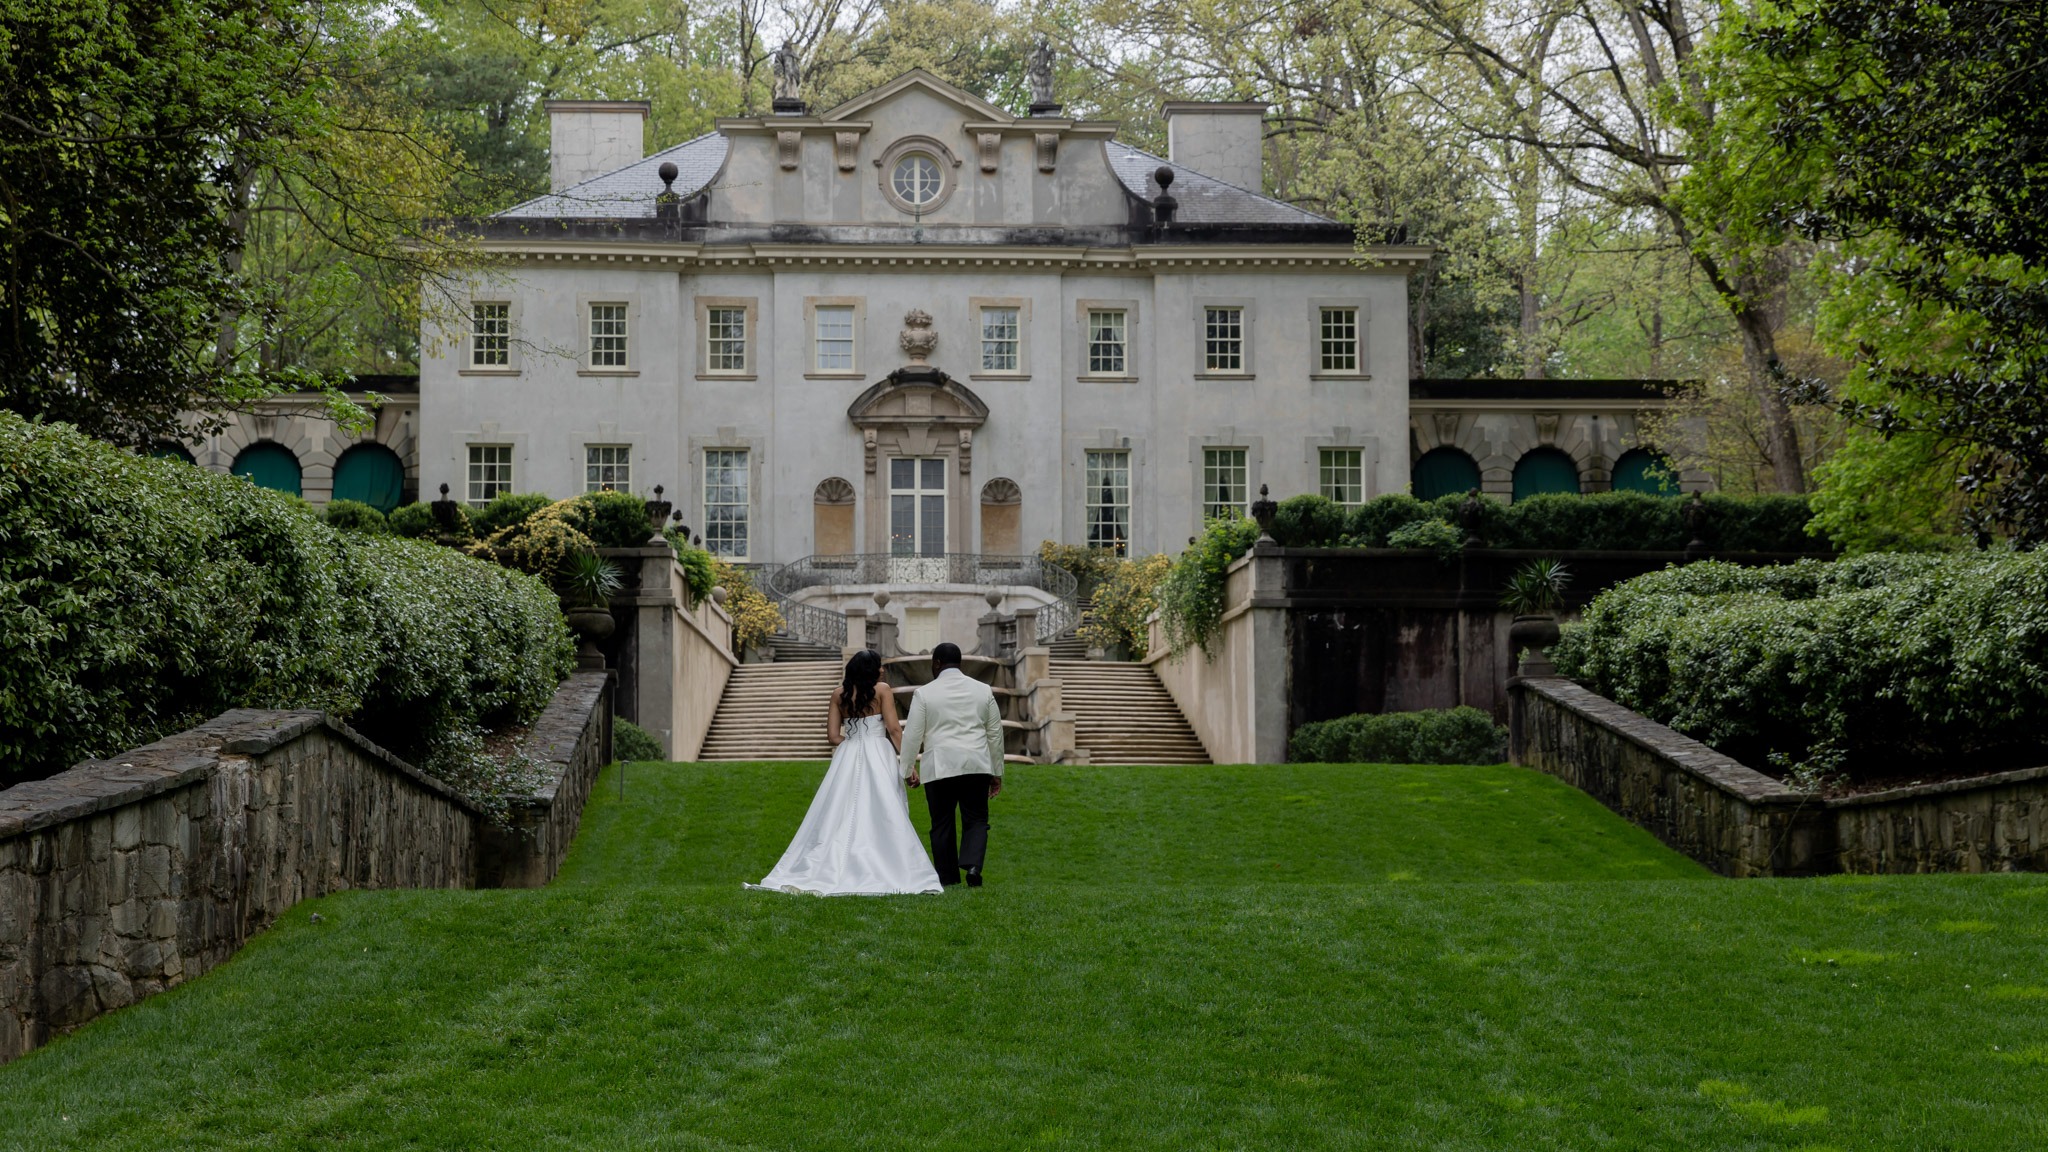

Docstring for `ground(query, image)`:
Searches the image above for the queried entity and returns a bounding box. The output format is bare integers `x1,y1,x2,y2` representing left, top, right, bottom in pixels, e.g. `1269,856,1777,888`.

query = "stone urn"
1508,613,1561,676
564,605,615,670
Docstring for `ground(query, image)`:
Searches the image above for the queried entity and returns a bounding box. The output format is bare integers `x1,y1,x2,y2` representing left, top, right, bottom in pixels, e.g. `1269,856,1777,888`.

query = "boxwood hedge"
1288,707,1506,765
1553,553,2048,778
0,412,574,789
1265,491,1822,553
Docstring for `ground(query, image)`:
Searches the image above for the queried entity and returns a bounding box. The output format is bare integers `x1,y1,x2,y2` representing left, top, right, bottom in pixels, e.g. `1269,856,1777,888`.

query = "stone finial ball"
658,161,678,186
985,589,1002,609
1154,166,1175,190
874,590,891,609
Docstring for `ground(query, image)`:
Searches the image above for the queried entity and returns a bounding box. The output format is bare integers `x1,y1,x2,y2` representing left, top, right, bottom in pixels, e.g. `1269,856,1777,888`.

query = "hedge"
1553,553,2048,779
0,412,574,789
1288,707,1506,764
1295,490,1822,553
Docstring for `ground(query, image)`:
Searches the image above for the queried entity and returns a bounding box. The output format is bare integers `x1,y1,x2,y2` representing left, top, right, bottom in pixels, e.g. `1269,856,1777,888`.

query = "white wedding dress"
748,714,945,896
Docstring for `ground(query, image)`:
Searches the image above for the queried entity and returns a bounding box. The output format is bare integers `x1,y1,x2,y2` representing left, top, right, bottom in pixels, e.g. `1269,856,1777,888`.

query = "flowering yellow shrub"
714,560,785,651
1078,553,1172,658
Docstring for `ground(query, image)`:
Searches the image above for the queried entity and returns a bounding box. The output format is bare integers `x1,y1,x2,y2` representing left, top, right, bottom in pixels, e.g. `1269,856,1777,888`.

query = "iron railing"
762,553,1079,650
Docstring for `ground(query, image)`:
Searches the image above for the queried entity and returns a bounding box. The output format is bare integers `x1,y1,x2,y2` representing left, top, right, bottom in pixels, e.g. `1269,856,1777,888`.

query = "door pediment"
846,367,989,431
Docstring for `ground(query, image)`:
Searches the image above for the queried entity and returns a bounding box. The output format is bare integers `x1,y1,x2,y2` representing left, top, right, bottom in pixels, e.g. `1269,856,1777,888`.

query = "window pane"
920,494,946,555
1202,448,1247,521
703,449,749,558
586,445,630,494
1320,307,1358,372
1204,307,1242,371
981,307,1019,371
471,303,509,367
920,457,945,491
1084,449,1130,556
707,307,747,372
467,445,512,507
890,494,916,555
815,305,854,371
590,304,628,368
891,457,915,489
1319,448,1363,506
1087,310,1126,375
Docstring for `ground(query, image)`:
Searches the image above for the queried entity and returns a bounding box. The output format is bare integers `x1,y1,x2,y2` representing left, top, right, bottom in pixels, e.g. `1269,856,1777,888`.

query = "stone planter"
1508,613,1561,676
565,606,615,670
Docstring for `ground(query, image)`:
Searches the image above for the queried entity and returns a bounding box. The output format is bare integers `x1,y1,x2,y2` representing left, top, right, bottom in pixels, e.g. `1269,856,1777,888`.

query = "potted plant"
560,550,624,669
1501,558,1571,674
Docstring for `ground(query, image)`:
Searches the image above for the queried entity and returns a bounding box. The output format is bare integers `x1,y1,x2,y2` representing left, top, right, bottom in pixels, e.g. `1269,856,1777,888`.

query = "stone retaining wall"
0,672,611,1065
1511,676,2048,877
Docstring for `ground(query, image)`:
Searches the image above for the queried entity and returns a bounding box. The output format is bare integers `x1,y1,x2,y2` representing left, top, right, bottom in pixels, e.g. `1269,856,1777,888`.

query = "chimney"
1162,101,1268,192
545,100,651,192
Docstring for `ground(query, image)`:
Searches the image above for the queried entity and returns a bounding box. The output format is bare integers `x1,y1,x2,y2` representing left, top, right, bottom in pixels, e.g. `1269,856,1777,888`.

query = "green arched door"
1412,447,1483,500
1512,448,1580,502
1610,448,1677,495
331,443,406,512
232,442,302,497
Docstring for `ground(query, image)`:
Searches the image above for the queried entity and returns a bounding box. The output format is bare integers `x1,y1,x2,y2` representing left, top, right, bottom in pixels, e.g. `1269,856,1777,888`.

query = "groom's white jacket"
898,668,1005,783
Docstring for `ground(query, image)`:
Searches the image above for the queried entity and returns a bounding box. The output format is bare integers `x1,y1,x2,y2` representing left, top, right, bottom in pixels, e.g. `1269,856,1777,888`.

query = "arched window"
1411,447,1482,501
1610,447,1678,495
1511,447,1581,502
331,443,406,512
231,442,302,497
813,477,856,556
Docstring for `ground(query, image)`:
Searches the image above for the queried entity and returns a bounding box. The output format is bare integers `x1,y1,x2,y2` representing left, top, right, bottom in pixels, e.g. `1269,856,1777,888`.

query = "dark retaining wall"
0,671,611,1065
1510,676,2048,877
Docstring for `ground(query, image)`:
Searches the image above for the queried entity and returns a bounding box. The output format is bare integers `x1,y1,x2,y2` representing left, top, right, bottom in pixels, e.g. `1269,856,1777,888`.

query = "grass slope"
0,762,2040,1152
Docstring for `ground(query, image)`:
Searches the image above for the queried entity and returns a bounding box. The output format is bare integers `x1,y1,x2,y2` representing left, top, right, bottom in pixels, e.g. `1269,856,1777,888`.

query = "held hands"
989,776,1003,799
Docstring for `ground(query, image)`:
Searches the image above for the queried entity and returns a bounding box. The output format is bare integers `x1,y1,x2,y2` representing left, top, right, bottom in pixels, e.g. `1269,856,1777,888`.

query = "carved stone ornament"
977,132,1001,173
1534,411,1561,445
771,41,802,104
1027,33,1056,108
1035,132,1059,173
899,309,939,364
814,476,857,505
835,131,860,172
1432,411,1460,445
776,130,801,170
863,429,879,473
958,429,974,473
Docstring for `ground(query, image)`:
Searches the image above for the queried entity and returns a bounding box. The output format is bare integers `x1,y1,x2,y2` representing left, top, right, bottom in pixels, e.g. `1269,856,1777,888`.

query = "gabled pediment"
847,368,990,428
819,69,1013,124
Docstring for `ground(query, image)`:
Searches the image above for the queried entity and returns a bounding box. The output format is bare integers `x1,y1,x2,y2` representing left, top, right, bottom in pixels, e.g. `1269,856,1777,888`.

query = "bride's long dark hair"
840,649,883,719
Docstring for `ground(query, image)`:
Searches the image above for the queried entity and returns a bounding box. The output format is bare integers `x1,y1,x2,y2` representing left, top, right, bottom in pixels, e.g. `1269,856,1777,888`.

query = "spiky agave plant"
1500,558,1571,615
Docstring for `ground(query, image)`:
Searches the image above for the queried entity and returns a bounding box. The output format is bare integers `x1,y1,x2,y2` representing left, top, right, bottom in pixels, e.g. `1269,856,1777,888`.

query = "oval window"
891,154,943,208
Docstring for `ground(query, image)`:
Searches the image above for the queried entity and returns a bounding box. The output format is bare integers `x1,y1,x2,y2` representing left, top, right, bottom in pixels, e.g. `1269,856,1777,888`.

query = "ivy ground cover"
1,763,2043,1150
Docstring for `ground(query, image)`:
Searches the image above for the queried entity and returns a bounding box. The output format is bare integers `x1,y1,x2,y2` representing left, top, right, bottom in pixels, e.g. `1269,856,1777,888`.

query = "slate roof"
492,130,1340,230
497,133,729,219
1102,142,1338,227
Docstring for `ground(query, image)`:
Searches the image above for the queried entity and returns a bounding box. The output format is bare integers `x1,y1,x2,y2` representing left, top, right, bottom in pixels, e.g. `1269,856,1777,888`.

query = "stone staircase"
1045,596,1093,660
764,633,842,663
1051,659,1210,765
697,662,844,761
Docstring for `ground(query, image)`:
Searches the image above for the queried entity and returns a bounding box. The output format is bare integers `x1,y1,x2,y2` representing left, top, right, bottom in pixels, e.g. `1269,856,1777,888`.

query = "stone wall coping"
1824,762,2048,808
1515,677,1806,805
1275,546,1835,562
517,671,613,807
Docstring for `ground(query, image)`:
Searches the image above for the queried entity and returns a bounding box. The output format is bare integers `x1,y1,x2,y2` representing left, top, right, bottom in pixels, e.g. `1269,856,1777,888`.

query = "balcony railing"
761,553,1079,651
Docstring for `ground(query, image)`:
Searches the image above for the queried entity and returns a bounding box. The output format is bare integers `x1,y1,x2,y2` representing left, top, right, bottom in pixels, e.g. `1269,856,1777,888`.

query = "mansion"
176,69,1702,566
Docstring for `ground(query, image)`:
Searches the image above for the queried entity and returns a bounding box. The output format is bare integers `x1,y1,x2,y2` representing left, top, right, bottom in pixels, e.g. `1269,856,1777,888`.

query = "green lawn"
1,762,2044,1151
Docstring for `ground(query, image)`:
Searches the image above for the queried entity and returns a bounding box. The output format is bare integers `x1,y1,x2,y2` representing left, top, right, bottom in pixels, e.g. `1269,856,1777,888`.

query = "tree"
1736,0,2048,543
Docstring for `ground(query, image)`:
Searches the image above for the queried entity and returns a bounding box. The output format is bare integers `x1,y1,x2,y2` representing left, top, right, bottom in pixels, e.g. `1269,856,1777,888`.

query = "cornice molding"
471,239,1412,272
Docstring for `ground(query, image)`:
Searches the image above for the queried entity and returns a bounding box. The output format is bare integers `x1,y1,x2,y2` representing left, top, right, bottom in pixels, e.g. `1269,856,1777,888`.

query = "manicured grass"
1,761,2043,1151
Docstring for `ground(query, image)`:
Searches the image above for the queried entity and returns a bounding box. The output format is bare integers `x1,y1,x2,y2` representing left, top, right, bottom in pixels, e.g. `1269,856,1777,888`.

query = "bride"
748,650,945,896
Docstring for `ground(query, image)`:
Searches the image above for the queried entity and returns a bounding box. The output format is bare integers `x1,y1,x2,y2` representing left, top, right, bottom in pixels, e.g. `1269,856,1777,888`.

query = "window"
981,307,1020,372
586,445,631,493
589,303,628,368
1204,307,1244,372
706,306,747,372
889,457,948,556
467,445,512,507
814,305,854,371
471,303,509,367
1087,310,1126,375
703,449,750,558
1202,448,1248,521
892,154,943,208
1085,450,1131,556
1319,307,1360,372
1320,448,1364,506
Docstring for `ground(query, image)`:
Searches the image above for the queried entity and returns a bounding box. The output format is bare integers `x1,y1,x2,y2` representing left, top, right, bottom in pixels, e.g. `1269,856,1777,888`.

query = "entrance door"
889,457,947,582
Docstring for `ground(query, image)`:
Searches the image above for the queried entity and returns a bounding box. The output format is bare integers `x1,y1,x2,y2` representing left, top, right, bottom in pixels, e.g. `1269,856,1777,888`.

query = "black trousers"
923,773,992,885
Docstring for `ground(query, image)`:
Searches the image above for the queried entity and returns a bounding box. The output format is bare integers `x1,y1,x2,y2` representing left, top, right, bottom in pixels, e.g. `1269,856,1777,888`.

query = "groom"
898,642,1006,888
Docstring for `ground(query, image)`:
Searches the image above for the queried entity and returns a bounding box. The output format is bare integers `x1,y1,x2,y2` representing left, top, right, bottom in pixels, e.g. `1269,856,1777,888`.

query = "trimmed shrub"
322,499,389,535
613,718,666,763
579,489,657,549
1271,494,1347,547
1490,492,1684,551
472,491,554,536
472,498,597,583
1553,553,2048,779
1288,707,1506,764
1344,493,1440,546
0,412,573,790
1333,490,1818,553
1386,518,1463,556
387,501,439,539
